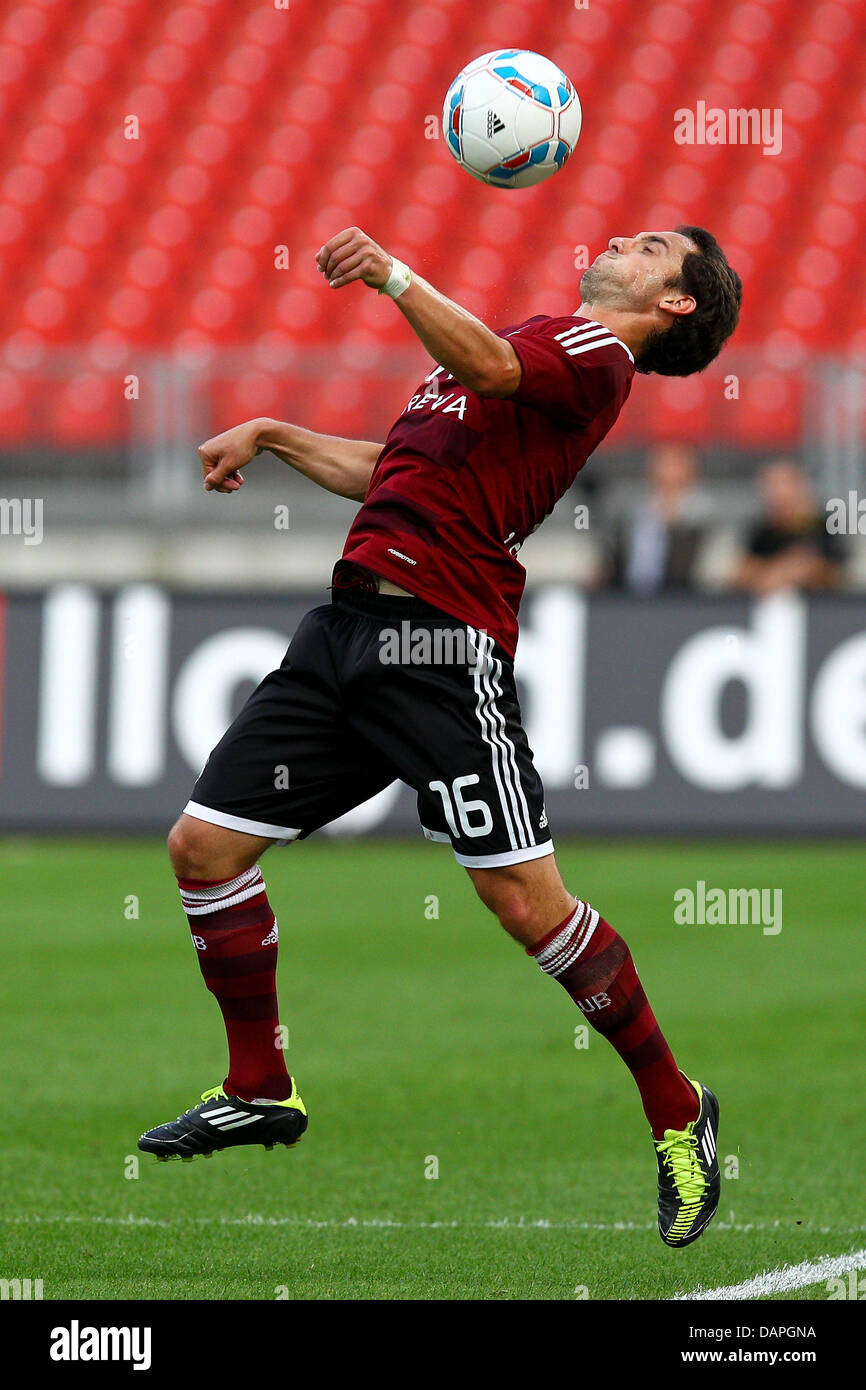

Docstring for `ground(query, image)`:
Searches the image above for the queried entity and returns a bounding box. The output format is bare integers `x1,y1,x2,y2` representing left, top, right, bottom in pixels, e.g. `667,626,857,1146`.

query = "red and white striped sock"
178,866,292,1103
529,900,699,1138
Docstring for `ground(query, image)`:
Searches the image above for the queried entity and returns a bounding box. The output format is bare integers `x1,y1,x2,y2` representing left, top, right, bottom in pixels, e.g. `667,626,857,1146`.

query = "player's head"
579,226,742,376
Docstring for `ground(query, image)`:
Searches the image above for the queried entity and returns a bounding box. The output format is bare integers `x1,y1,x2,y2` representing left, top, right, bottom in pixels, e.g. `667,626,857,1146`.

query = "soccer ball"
442,49,582,189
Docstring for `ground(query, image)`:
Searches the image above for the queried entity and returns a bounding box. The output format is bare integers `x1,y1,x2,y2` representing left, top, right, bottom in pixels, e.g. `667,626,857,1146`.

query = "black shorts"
185,588,553,869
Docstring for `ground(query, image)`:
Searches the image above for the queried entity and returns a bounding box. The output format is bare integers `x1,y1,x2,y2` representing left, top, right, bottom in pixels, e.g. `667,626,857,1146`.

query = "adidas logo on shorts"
261,923,279,946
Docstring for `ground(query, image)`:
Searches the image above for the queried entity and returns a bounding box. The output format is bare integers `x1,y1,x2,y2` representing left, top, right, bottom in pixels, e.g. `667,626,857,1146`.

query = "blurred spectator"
604,442,706,594
731,459,844,595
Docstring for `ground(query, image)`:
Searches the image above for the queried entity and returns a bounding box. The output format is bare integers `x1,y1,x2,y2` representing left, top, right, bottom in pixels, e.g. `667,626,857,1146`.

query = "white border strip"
675,1247,866,1301
421,823,554,868
184,800,301,843
453,840,554,870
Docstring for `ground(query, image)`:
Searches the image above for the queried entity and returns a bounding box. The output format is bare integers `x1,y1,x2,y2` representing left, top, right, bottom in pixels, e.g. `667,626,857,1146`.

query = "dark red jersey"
337,314,635,656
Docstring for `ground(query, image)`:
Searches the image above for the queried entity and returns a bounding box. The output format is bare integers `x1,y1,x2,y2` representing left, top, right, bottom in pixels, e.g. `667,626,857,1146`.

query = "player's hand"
316,227,391,290
198,419,263,493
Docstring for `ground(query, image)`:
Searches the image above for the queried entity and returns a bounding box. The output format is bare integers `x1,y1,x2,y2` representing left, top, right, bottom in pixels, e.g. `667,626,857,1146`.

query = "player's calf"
527,900,699,1137
470,858,699,1138
165,813,296,1105
471,858,719,1247
176,861,293,1101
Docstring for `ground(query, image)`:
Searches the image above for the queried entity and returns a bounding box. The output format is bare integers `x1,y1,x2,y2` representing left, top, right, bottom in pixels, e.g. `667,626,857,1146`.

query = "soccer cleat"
138,1077,307,1162
654,1078,720,1248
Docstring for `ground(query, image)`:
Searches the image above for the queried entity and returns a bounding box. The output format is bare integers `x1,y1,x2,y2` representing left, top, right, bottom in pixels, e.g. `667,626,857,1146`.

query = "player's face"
580,231,696,309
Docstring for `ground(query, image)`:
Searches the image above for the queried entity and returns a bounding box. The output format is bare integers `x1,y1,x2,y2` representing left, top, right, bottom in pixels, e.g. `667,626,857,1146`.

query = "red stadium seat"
0,0,863,456
48,371,129,444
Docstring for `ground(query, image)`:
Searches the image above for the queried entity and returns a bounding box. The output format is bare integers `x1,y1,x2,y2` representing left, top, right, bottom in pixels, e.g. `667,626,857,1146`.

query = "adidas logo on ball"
443,49,582,188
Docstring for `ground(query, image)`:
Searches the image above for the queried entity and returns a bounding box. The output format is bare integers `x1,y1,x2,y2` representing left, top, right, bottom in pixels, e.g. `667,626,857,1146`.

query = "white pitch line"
0,1214,653,1232
2,1213,865,1236
677,1247,866,1301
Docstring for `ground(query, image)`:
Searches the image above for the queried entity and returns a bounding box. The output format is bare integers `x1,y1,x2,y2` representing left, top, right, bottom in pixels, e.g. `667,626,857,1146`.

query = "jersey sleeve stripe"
565,336,626,357
558,331,612,350
554,322,607,344
553,322,635,363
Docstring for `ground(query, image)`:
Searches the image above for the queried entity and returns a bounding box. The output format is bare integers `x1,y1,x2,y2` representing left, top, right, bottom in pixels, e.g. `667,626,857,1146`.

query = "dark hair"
636,225,742,377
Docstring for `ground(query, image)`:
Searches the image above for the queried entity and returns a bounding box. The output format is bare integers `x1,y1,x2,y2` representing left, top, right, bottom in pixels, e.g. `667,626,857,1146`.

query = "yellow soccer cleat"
654,1079,720,1248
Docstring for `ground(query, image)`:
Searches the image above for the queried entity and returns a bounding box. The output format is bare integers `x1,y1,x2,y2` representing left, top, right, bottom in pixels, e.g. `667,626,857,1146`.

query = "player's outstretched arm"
316,227,522,398
198,418,381,502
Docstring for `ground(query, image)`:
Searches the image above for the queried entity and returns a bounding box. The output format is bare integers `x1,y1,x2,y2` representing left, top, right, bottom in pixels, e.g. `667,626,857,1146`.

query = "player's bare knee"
494,889,537,937
168,814,268,881
167,817,212,879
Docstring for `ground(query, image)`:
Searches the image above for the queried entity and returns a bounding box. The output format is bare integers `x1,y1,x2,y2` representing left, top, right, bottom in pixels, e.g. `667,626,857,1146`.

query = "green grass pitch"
1,836,863,1301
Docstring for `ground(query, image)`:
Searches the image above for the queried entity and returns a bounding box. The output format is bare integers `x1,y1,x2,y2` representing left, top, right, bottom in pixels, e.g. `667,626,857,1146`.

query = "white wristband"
378,257,412,300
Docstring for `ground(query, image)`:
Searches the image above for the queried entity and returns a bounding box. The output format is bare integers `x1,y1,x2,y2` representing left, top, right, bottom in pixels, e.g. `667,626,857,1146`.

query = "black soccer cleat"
138,1078,307,1162
654,1078,720,1248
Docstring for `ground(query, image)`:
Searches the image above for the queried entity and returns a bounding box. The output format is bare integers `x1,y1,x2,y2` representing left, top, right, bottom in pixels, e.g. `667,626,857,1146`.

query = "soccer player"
139,227,741,1249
